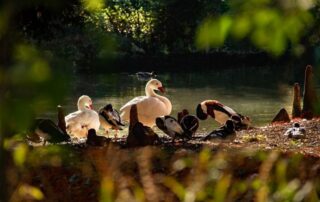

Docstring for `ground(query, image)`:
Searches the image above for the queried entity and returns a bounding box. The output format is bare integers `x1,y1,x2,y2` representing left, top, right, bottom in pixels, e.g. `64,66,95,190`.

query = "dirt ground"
7,119,320,202
199,119,320,157
118,118,320,157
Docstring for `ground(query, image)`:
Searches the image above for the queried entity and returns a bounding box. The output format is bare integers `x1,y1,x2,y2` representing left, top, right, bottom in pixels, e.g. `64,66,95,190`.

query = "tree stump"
57,105,67,134
302,65,318,119
86,129,110,147
271,108,290,123
127,104,159,147
292,83,302,118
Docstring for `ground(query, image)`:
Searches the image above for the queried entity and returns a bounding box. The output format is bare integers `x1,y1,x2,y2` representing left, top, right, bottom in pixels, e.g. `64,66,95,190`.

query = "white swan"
65,95,100,138
120,79,172,127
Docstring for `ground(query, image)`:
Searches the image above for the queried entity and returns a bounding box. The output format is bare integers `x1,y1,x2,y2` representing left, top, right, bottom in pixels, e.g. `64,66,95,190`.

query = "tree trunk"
271,108,290,123
57,105,67,134
302,65,318,119
292,83,301,118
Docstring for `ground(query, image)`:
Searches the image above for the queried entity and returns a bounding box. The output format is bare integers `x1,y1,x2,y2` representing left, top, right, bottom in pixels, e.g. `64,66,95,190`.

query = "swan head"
147,79,165,93
77,95,93,110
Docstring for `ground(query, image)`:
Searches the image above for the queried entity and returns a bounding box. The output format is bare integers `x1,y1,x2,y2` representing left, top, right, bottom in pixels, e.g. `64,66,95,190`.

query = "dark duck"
99,104,124,137
28,105,70,145
156,116,185,141
196,100,251,130
284,122,306,139
86,129,110,147
203,120,236,141
127,104,160,147
156,109,199,141
178,109,199,138
135,71,157,81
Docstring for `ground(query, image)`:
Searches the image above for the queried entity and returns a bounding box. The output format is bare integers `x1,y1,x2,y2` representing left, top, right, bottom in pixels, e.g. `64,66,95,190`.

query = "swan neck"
145,82,172,115
146,86,157,97
77,100,85,111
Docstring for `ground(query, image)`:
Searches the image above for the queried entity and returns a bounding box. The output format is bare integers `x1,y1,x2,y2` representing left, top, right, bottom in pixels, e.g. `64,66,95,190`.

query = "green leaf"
100,177,114,202
214,174,232,202
196,15,232,48
163,177,186,201
232,15,251,39
18,184,44,200
13,143,28,167
82,0,104,12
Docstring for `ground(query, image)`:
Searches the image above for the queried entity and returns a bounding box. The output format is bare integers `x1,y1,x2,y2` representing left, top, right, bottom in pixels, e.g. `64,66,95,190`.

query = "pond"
43,65,319,135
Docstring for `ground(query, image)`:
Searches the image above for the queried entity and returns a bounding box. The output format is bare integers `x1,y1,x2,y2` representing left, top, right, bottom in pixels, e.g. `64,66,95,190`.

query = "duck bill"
158,86,165,93
89,104,94,110
242,116,251,125
175,125,184,135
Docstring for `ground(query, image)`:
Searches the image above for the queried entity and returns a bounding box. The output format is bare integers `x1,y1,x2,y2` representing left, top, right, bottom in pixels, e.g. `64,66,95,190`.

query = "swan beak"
158,86,165,93
89,104,94,109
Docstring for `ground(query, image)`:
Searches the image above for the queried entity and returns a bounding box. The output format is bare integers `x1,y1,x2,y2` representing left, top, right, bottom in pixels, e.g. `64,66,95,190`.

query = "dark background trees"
2,0,317,74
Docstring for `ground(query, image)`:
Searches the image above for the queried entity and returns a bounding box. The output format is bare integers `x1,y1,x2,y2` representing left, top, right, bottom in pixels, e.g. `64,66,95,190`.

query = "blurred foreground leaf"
100,177,114,202
18,184,44,201
82,0,104,11
214,174,232,202
163,177,186,201
13,143,28,167
196,0,315,56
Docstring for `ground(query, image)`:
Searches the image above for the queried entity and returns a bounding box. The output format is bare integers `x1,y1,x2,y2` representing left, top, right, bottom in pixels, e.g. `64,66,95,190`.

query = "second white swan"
120,79,172,127
65,95,100,138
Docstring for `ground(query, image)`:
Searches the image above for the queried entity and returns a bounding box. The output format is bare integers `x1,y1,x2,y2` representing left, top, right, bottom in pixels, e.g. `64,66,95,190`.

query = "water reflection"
42,66,319,134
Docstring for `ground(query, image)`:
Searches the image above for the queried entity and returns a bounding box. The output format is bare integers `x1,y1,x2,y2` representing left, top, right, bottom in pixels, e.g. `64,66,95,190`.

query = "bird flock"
29,76,257,146
65,76,250,144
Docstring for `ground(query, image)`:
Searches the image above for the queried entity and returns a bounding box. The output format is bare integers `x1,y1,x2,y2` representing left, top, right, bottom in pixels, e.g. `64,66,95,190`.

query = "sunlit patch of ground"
9,119,319,201
94,119,320,157
29,119,320,157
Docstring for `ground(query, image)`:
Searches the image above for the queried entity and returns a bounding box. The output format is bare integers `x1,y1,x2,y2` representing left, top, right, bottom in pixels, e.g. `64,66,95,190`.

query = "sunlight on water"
41,65,319,136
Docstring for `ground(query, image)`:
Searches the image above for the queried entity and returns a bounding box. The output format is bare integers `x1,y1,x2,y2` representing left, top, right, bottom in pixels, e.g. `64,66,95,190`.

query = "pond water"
43,65,319,135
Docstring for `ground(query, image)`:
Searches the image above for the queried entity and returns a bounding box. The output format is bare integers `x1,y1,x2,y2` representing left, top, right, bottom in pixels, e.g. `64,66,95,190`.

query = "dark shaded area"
6,128,320,201
14,0,320,73
150,0,229,53
98,51,313,74
0,1,76,201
